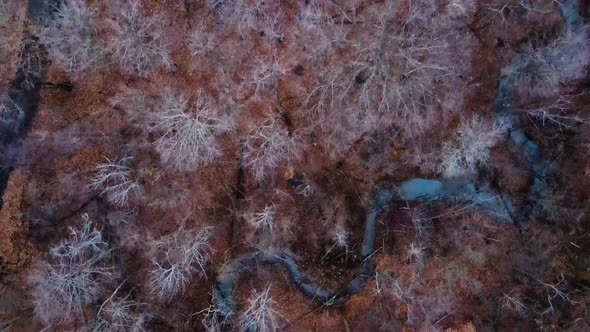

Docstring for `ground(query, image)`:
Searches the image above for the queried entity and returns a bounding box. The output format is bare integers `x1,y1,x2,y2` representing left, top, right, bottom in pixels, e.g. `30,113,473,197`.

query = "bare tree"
506,28,590,98
539,273,578,315
88,156,140,207
480,0,558,29
248,204,276,231
199,291,234,332
148,224,213,301
447,0,476,18
29,214,116,325
301,0,461,157
515,93,588,129
439,115,505,178
87,283,150,332
294,0,350,62
106,0,172,76
38,0,103,76
239,284,283,332
406,242,426,267
243,115,304,183
501,289,528,316
247,54,289,99
207,0,284,39
152,89,233,171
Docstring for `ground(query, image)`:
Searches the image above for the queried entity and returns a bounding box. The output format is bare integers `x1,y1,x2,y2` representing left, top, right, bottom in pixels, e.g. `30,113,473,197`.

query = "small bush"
29,214,116,325
406,242,426,267
407,206,430,238
332,226,350,252
248,204,275,231
148,224,213,301
322,225,350,259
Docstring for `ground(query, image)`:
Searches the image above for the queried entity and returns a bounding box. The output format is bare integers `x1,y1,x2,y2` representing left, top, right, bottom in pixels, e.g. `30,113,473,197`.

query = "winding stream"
210,0,582,326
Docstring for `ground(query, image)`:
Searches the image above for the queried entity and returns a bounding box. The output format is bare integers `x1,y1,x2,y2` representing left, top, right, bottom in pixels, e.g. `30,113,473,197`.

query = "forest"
0,0,589,331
